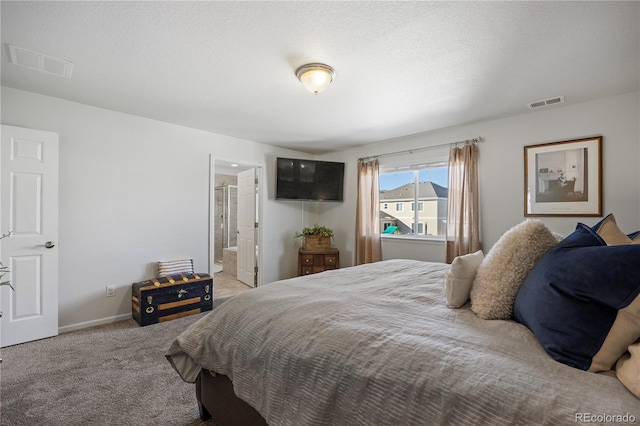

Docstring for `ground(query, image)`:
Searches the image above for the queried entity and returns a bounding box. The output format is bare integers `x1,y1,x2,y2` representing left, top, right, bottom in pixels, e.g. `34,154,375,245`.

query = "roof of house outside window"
380,211,400,221
380,182,448,200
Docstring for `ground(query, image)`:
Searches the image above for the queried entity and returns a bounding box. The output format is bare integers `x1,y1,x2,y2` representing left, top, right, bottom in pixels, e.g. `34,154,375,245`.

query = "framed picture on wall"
524,136,602,217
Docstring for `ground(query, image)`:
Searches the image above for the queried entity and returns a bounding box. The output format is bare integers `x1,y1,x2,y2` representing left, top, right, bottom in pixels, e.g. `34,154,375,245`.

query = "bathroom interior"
214,173,238,276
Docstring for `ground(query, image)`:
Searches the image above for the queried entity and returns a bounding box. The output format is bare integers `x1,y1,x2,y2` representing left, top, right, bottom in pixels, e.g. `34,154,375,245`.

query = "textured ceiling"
1,1,638,154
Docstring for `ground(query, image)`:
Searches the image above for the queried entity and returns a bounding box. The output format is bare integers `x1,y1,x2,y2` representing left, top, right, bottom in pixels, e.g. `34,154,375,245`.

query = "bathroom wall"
215,174,237,187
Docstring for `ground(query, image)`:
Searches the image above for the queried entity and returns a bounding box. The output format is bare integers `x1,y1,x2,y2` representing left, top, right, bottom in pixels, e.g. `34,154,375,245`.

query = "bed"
166,254,640,425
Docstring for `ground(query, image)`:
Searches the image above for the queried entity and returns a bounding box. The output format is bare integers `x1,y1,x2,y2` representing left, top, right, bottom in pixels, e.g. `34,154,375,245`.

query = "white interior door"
237,168,257,287
1,125,59,347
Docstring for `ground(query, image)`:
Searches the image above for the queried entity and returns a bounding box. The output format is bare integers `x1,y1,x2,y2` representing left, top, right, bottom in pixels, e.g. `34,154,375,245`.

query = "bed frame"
196,370,268,425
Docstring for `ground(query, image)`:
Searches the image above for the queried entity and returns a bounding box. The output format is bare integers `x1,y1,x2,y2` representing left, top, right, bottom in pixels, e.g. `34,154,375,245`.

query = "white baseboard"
58,313,132,334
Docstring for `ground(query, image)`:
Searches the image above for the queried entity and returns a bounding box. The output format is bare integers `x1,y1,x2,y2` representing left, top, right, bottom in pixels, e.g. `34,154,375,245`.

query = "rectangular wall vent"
528,95,565,109
7,44,73,79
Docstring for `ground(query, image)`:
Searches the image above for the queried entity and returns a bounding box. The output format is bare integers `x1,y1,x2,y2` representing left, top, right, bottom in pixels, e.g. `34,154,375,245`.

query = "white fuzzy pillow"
443,250,484,308
470,219,558,320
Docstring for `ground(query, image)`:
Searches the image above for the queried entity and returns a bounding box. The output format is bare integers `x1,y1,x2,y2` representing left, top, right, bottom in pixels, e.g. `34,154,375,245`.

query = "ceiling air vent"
528,95,565,109
7,44,73,79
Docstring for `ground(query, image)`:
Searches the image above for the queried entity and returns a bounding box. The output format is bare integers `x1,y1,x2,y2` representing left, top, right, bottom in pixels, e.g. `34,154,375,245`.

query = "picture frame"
524,136,602,217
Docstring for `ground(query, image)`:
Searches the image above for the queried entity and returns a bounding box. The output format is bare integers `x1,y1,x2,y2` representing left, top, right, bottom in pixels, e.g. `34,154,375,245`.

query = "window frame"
379,160,448,241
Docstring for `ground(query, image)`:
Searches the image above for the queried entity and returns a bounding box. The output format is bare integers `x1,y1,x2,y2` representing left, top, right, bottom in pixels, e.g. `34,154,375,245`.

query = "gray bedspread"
166,259,640,425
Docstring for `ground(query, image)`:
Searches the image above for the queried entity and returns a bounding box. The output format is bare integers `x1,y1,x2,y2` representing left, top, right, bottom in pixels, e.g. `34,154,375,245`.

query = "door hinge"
255,222,258,228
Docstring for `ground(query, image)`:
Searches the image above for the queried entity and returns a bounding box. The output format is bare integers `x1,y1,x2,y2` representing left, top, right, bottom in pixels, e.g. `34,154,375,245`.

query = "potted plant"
295,224,334,251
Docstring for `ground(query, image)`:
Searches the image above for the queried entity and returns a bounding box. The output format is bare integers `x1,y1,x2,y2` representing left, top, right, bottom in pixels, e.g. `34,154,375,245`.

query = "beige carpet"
0,301,229,426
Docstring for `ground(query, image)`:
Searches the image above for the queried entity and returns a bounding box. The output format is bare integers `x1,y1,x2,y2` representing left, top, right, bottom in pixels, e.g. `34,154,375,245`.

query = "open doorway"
210,157,262,297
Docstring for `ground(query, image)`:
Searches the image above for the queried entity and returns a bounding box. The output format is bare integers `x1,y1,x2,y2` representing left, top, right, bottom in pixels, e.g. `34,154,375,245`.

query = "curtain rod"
358,136,482,162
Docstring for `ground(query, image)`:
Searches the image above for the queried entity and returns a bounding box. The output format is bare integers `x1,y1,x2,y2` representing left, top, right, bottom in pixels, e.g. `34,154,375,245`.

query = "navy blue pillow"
513,223,640,371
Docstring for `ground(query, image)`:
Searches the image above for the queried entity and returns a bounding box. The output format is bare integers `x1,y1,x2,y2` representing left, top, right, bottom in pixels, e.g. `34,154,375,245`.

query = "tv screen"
276,158,344,201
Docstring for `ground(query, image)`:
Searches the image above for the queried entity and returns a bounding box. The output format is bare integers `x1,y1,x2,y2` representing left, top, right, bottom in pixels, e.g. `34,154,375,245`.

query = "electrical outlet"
106,285,116,297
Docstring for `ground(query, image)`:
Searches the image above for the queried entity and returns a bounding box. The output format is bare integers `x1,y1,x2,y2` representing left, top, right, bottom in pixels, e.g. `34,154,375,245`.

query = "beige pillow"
443,250,484,308
471,219,558,320
616,342,640,399
595,214,640,246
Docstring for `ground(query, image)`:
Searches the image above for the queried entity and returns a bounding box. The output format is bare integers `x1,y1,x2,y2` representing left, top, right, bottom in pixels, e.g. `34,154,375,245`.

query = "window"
410,202,424,211
411,222,425,234
379,164,448,238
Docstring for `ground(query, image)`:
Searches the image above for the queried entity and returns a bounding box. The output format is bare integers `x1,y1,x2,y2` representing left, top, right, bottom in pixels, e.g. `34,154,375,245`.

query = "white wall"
3,87,638,330
318,91,640,267
1,86,312,331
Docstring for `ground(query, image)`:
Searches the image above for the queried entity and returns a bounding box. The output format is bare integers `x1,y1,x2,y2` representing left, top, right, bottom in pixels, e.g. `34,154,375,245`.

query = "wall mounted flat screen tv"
276,157,345,202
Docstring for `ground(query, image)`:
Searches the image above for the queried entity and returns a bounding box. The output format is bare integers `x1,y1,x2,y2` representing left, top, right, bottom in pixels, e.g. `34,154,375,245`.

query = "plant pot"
304,235,331,251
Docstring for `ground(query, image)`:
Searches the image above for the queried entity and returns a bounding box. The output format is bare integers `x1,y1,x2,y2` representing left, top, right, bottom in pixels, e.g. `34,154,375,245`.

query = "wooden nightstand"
298,248,340,276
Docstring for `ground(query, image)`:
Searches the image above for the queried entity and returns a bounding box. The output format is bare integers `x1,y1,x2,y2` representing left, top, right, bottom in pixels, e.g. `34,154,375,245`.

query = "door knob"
44,241,55,249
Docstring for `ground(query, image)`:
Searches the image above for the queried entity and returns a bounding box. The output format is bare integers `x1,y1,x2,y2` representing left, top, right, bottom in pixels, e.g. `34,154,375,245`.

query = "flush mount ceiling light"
295,63,335,95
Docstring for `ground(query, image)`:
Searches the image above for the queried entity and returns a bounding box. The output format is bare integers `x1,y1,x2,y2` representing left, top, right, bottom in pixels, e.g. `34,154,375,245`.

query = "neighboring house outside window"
379,167,448,238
